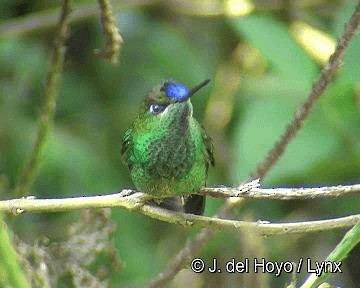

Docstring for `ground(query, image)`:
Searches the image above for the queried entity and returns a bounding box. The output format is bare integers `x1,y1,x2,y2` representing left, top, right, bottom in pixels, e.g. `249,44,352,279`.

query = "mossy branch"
94,0,123,64
0,2,73,288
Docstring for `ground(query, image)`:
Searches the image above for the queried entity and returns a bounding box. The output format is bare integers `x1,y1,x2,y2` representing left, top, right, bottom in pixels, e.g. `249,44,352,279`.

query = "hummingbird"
121,79,214,215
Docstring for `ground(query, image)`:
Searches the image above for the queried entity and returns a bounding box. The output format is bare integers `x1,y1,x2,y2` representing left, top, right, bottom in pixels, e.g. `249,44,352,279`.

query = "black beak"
188,79,211,98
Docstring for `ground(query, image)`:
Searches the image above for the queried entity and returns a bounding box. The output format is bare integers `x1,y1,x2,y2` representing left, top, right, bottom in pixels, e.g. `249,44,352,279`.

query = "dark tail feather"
156,197,184,212
152,195,206,215
184,195,205,215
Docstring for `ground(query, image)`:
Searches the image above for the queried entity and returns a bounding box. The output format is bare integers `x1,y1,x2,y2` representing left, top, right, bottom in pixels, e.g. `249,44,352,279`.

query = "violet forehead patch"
162,81,190,102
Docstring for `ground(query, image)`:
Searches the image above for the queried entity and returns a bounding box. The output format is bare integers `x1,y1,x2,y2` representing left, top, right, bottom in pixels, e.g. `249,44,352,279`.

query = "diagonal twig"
12,0,73,197
251,2,360,180
0,2,73,288
146,3,360,287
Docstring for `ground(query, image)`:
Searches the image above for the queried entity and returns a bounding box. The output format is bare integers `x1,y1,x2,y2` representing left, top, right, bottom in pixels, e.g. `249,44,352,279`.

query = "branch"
251,2,360,180
0,189,359,236
94,0,123,64
1,182,360,214
12,0,73,197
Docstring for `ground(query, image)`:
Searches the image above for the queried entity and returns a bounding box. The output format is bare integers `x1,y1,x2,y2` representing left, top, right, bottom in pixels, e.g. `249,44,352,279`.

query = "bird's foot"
119,189,152,210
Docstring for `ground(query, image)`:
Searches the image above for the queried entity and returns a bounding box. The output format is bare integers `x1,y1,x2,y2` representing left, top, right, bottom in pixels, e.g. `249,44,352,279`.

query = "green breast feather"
121,79,214,198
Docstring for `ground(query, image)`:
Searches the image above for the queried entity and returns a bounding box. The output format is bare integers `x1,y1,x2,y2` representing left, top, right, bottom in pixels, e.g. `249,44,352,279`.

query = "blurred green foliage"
0,0,359,287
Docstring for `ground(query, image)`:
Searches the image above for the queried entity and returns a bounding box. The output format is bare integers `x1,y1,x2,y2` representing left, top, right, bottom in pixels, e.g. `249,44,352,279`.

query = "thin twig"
145,200,248,288
146,229,214,288
146,3,360,286
251,2,360,180
12,0,73,197
94,0,123,64
202,181,360,200
0,0,158,39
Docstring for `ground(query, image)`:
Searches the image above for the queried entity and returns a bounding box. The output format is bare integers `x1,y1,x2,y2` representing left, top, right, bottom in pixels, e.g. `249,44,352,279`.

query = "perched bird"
121,79,214,215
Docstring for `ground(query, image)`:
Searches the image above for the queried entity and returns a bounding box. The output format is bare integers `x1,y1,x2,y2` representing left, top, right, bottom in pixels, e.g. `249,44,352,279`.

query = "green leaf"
0,214,31,288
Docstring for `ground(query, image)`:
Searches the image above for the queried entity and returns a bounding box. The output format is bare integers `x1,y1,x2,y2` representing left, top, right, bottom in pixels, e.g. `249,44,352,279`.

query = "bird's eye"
149,104,166,115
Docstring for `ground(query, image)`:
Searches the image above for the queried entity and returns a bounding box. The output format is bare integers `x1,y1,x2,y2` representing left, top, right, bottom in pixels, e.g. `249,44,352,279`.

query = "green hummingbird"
121,79,214,215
